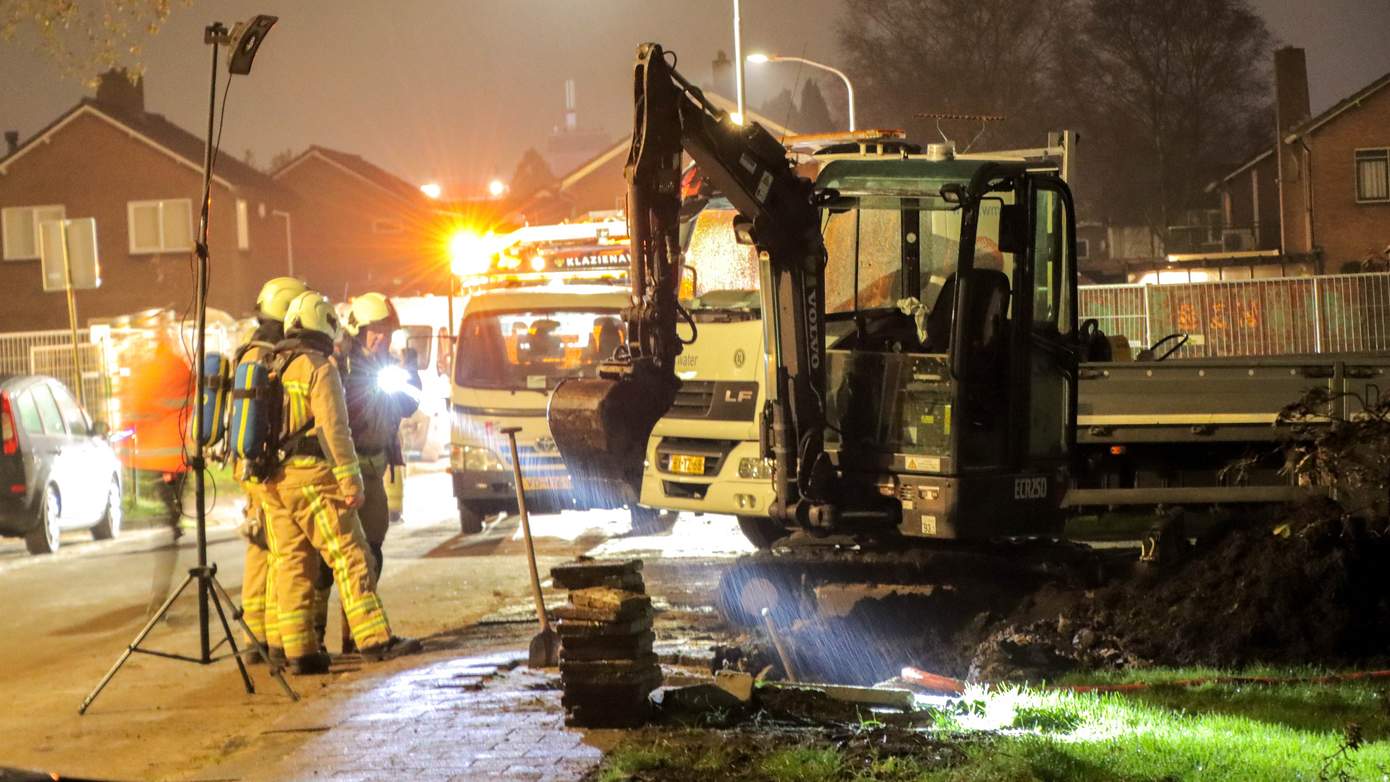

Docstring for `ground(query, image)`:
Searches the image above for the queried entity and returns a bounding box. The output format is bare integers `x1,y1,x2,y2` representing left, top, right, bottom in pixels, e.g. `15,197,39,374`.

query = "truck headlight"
737,456,775,480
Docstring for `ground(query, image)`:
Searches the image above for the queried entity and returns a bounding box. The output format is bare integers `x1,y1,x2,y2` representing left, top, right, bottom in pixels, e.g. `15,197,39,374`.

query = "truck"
446,220,645,534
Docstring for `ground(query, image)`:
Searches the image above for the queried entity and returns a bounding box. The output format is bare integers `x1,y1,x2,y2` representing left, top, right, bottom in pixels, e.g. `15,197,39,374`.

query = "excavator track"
716,536,1127,629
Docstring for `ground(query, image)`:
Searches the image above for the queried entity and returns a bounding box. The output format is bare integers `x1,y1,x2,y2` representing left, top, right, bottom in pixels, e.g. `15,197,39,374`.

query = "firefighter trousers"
260,461,392,659
312,452,389,647
239,483,280,649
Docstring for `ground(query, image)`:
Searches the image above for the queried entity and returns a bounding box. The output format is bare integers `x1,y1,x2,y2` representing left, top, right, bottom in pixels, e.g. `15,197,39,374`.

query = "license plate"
522,475,571,491
668,454,706,475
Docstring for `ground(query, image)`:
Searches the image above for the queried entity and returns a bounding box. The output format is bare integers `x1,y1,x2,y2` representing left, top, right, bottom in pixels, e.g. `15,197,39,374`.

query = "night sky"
3,0,1389,198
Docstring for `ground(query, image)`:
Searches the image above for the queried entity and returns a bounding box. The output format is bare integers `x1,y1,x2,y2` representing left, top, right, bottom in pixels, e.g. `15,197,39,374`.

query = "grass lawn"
591,669,1390,781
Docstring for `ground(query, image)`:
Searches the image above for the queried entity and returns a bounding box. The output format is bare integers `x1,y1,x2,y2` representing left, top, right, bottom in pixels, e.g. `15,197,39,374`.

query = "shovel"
501,427,561,668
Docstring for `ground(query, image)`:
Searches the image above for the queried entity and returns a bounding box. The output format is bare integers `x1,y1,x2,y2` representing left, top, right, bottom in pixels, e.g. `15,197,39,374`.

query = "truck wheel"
458,501,487,535
91,476,123,540
25,485,61,555
737,515,786,550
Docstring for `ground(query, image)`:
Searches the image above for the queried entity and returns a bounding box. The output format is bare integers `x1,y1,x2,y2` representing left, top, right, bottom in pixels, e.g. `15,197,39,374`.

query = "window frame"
1354,147,1390,204
236,198,251,250
2,204,66,261
371,218,404,235
14,391,43,436
127,198,195,255
50,383,90,436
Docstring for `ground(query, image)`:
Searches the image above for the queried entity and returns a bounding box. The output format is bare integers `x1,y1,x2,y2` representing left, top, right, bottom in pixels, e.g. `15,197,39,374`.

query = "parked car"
0,375,123,554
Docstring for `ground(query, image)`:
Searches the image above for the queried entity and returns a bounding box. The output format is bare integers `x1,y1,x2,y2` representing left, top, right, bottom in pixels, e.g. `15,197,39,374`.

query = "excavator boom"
548,43,832,524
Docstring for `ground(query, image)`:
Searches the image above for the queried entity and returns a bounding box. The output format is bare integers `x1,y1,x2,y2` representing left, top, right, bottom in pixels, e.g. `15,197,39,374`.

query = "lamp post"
746,53,856,131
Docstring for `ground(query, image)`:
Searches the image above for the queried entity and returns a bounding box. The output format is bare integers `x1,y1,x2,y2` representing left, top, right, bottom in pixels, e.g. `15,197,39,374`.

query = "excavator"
548,43,1090,624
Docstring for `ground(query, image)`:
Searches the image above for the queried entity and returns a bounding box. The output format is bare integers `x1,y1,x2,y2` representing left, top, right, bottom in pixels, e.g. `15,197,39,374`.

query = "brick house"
272,146,469,297
1214,48,1390,273
0,72,293,332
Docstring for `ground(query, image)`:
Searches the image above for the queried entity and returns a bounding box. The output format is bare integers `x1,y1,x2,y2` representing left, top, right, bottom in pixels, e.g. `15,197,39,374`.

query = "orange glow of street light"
448,228,502,277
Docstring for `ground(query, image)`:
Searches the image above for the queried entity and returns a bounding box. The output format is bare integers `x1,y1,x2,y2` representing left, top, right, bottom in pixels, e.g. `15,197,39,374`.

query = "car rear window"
32,385,66,435
15,392,42,435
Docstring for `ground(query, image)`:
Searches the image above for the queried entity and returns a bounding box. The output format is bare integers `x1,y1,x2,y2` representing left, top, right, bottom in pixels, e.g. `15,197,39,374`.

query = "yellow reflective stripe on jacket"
282,379,311,432
332,460,361,481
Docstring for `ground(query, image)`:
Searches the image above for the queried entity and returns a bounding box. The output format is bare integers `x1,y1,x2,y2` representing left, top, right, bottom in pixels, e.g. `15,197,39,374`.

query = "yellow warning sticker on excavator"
921,515,938,535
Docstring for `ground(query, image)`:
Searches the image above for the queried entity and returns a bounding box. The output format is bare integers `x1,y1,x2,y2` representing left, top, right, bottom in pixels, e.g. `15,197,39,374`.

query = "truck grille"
668,381,715,418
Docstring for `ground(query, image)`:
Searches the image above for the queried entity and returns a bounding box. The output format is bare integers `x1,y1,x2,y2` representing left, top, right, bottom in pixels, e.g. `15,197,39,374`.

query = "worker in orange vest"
116,323,193,540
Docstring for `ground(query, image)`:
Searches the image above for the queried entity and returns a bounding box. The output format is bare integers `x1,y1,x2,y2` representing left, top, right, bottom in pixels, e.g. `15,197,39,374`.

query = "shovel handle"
504,429,551,634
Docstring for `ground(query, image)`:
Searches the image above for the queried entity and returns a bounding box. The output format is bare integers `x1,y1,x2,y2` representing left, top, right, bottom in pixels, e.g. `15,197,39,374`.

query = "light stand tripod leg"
80,572,197,714
209,574,299,701
207,575,255,694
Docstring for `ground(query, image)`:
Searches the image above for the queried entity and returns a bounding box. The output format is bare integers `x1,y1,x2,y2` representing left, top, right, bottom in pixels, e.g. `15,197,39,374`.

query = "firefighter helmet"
284,291,341,341
343,292,400,336
255,277,309,322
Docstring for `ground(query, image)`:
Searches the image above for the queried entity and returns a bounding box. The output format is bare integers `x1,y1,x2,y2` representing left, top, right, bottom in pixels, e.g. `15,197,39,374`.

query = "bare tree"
2,0,189,85
508,148,558,201
837,0,1077,149
1078,0,1272,234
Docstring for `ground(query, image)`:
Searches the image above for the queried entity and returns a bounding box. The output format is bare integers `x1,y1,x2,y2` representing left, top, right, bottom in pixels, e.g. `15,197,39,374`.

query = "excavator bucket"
548,373,680,508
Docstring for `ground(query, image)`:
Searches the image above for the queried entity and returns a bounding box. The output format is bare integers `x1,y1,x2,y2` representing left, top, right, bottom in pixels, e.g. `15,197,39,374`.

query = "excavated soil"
730,501,1390,685
972,499,1390,681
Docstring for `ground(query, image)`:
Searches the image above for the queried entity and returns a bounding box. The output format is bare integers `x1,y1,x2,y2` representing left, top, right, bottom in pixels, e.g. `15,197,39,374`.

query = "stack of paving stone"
550,558,660,728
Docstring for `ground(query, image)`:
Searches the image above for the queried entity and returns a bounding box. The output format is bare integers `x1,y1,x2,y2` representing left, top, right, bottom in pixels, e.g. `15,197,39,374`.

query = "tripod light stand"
81,15,298,714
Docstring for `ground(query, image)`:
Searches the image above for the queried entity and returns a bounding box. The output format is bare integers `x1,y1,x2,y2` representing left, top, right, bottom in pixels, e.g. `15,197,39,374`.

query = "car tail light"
1,392,17,456
8,484,23,495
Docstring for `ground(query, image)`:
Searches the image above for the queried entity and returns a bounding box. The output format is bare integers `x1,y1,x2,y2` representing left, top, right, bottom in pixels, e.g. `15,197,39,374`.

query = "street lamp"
746,52,856,131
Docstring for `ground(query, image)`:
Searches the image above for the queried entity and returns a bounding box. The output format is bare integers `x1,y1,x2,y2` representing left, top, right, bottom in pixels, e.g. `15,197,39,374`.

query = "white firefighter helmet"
255,276,309,322
343,292,400,336
284,290,341,341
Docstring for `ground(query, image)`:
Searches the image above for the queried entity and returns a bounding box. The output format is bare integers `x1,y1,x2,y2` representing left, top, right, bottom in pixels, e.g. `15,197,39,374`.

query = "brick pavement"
189,645,622,782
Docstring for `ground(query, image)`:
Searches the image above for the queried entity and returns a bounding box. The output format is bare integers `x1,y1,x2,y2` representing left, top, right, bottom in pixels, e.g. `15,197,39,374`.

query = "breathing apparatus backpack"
225,342,313,481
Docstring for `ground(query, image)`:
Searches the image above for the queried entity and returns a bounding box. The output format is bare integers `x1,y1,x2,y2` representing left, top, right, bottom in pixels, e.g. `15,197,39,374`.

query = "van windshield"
681,201,761,320
453,309,626,391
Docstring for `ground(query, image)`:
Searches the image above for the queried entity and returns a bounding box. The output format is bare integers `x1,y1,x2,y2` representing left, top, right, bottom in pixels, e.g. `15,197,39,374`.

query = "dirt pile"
973,501,1390,681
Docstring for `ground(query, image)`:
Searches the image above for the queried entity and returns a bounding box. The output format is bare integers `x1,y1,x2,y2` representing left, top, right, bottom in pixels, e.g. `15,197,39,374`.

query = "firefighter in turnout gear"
259,290,422,674
237,276,307,664
312,292,422,653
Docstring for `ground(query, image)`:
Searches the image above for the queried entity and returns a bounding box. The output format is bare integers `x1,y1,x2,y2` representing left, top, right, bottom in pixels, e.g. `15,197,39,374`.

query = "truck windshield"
453,309,626,391
681,201,761,320
822,193,1018,325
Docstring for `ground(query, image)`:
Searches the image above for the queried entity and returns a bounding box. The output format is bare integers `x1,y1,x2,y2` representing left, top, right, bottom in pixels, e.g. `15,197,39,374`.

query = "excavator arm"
548,42,835,525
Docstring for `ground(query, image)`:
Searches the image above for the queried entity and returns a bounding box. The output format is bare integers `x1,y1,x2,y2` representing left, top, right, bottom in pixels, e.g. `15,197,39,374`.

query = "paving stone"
550,558,643,591
558,630,655,661
554,612,653,637
557,588,652,622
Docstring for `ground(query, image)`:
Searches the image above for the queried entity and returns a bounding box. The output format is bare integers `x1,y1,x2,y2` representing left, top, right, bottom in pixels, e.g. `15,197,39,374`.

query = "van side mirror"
997,202,1028,255
951,269,1011,383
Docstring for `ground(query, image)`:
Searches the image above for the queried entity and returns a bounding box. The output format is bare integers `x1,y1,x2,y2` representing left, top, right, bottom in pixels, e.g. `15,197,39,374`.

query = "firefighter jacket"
341,342,421,465
275,335,363,498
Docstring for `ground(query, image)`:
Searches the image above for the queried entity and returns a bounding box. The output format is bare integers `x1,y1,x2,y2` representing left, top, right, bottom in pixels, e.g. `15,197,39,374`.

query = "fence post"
1141,283,1152,348
1312,276,1323,354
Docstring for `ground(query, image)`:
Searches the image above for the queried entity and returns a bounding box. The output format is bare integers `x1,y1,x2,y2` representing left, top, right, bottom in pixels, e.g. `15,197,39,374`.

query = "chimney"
1274,47,1310,135
94,68,145,114
4,131,18,156
564,79,577,132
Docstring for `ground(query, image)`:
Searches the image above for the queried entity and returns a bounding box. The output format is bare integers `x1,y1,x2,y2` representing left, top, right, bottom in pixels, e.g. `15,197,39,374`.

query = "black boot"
360,636,423,662
268,646,287,668
289,650,331,675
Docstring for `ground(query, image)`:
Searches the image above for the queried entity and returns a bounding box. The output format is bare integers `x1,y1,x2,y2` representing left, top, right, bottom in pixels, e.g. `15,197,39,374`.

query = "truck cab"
448,284,634,532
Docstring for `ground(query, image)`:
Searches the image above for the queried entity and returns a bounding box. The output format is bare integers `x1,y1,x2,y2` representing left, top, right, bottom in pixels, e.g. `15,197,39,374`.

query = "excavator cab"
820,159,1079,539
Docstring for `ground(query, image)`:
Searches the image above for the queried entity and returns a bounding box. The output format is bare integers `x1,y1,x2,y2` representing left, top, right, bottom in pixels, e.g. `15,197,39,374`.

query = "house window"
1356,149,1390,203
1076,238,1090,260
372,219,403,235
2,204,66,260
236,199,250,250
127,199,194,254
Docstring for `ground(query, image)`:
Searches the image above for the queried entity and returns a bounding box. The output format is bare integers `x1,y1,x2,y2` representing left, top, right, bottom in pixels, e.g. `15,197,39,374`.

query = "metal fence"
0,329,110,410
1079,272,1390,358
